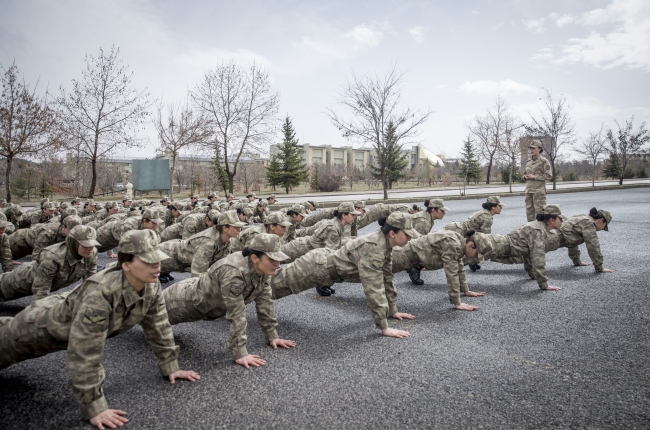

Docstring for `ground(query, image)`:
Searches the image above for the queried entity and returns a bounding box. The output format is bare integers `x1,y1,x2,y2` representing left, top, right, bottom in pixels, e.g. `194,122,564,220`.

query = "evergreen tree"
272,116,309,194
370,120,409,189
458,136,482,184
310,164,321,192
265,155,282,190
39,177,52,198
602,153,622,179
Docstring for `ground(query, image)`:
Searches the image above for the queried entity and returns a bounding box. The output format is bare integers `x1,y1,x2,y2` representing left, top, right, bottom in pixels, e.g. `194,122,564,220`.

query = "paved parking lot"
1,188,649,429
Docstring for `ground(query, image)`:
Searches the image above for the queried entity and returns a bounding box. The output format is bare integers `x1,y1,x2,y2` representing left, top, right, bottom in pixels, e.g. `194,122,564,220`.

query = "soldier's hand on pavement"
108,253,117,259
168,370,201,384
12,261,21,265
545,286,561,291
270,338,297,349
464,291,486,297
381,328,410,338
454,303,479,311
577,262,590,266
236,354,266,369
391,312,415,320
599,268,614,273
89,409,128,430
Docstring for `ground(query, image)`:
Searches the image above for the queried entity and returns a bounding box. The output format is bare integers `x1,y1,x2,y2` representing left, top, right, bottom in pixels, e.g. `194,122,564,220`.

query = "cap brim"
604,223,609,231
266,250,290,262
226,221,247,227
151,218,164,224
277,221,292,227
350,210,362,215
78,239,101,247
0,222,12,228
404,228,420,239
138,249,171,263
441,206,450,212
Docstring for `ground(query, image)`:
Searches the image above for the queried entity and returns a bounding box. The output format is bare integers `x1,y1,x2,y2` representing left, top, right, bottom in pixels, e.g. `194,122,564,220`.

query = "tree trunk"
550,160,557,190
228,172,235,194
5,156,12,203
509,165,513,193
170,154,176,201
89,158,98,198
486,158,492,185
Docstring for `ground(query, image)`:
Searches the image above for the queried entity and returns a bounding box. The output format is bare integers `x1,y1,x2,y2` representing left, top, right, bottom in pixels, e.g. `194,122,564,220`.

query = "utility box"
132,159,170,192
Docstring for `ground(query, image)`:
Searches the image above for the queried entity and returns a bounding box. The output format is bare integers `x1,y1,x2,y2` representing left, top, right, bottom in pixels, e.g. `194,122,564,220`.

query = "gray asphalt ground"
1,188,649,429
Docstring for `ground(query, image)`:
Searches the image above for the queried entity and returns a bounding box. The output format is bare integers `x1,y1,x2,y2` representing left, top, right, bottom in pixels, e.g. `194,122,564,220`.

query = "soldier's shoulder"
85,266,124,291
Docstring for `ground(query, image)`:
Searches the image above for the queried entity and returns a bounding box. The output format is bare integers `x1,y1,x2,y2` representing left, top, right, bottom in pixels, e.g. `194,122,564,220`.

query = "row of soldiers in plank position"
0,141,614,430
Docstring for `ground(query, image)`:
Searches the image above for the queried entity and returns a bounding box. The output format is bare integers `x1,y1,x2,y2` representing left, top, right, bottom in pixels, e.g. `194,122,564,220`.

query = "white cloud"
523,18,546,33
346,25,383,46
409,26,425,43
549,12,576,27
175,48,273,79
296,21,390,61
458,79,539,95
534,0,650,71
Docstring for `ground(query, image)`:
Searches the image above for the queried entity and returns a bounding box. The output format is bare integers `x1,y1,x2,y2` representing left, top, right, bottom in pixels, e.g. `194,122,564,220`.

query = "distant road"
274,178,650,204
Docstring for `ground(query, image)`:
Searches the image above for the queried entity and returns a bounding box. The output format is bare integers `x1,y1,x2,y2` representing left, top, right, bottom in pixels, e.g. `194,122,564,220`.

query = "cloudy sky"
1,0,648,158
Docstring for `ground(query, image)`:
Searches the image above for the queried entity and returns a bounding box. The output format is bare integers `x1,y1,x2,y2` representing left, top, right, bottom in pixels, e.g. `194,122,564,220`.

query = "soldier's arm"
441,248,464,305
220,267,251,360
253,283,279,343
0,234,13,273
31,252,60,300
382,258,398,316
190,240,215,277
67,292,112,420
567,244,582,266
31,231,54,261
540,160,553,181
295,222,320,238
354,247,390,330
479,214,493,234
139,287,180,375
86,251,98,278
580,222,605,271
181,221,197,240
529,229,549,289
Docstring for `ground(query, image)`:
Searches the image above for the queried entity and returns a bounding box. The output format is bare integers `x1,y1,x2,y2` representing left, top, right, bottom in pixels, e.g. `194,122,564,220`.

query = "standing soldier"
523,140,552,221
0,225,98,302
9,215,82,260
0,229,199,429
163,234,296,368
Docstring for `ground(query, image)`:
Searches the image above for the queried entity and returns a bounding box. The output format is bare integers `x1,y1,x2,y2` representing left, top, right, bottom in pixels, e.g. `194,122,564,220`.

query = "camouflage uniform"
391,231,469,305
23,203,55,228
303,208,335,228
560,213,610,272
355,203,411,231
164,234,289,360
0,225,98,302
272,213,420,329
0,221,13,273
231,212,291,252
158,227,224,276
10,215,82,260
524,141,553,221
180,210,219,240
95,209,163,253
284,204,308,243
0,229,178,420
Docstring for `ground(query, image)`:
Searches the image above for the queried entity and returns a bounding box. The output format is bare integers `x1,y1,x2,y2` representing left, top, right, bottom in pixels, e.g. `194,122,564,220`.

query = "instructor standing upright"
523,140,552,221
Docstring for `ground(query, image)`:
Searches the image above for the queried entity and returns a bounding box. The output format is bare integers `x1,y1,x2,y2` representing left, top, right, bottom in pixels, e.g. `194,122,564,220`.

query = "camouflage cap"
40,198,49,205
541,204,562,216
0,220,12,229
468,231,492,257
337,202,361,215
387,212,420,238
8,205,23,219
60,202,70,210
106,201,119,210
354,200,366,209
118,229,170,263
528,139,543,149
218,210,247,227
62,215,83,230
242,207,254,217
246,192,257,198
302,201,318,209
486,196,505,206
160,196,169,202
238,197,249,204
227,193,234,198
69,225,101,247
0,198,6,204
42,202,56,210
599,209,612,231
426,198,450,212
191,195,199,199
61,207,78,217
84,199,94,206
257,200,268,208
265,211,291,227
142,208,164,224
249,233,290,262
289,204,308,216
206,209,220,221
267,194,276,200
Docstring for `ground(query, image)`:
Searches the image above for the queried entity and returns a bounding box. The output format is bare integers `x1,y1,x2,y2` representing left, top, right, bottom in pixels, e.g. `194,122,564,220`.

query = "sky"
1,0,649,159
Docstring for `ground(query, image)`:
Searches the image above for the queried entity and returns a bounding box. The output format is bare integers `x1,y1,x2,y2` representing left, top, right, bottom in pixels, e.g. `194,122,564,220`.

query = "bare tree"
470,96,508,184
192,61,279,194
606,116,649,185
57,45,150,198
153,96,210,200
527,89,576,190
499,116,524,193
575,125,607,187
327,66,431,200
0,62,60,201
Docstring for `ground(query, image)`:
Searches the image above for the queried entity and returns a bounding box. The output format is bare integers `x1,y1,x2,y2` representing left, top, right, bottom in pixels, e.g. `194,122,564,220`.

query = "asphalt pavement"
1,188,649,429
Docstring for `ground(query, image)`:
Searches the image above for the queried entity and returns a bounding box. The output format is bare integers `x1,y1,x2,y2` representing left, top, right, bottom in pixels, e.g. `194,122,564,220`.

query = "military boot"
158,272,171,284
315,286,331,296
406,267,424,285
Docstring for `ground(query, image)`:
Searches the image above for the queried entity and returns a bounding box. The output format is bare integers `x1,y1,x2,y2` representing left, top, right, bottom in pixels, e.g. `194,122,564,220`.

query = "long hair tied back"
378,216,401,235
589,207,606,220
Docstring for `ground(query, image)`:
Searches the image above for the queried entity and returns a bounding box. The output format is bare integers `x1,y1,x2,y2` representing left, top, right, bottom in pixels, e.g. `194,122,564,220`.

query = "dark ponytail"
333,209,341,219
465,229,476,239
536,214,558,222
378,216,401,235
412,204,419,212
482,202,497,210
242,247,265,258
589,207,605,220
423,199,435,213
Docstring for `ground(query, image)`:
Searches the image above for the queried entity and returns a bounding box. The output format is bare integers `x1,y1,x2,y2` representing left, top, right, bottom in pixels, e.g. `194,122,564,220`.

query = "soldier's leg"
0,263,36,302
533,194,547,218
522,255,535,279
163,278,202,325
272,249,334,299
280,238,312,263
525,194,536,222
0,306,66,369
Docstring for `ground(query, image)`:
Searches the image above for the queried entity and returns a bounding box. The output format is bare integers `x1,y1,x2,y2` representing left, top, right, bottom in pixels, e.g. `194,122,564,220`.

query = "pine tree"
273,116,309,194
265,155,282,190
310,164,321,192
458,136,482,184
370,120,409,189
602,153,622,179
39,177,51,198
